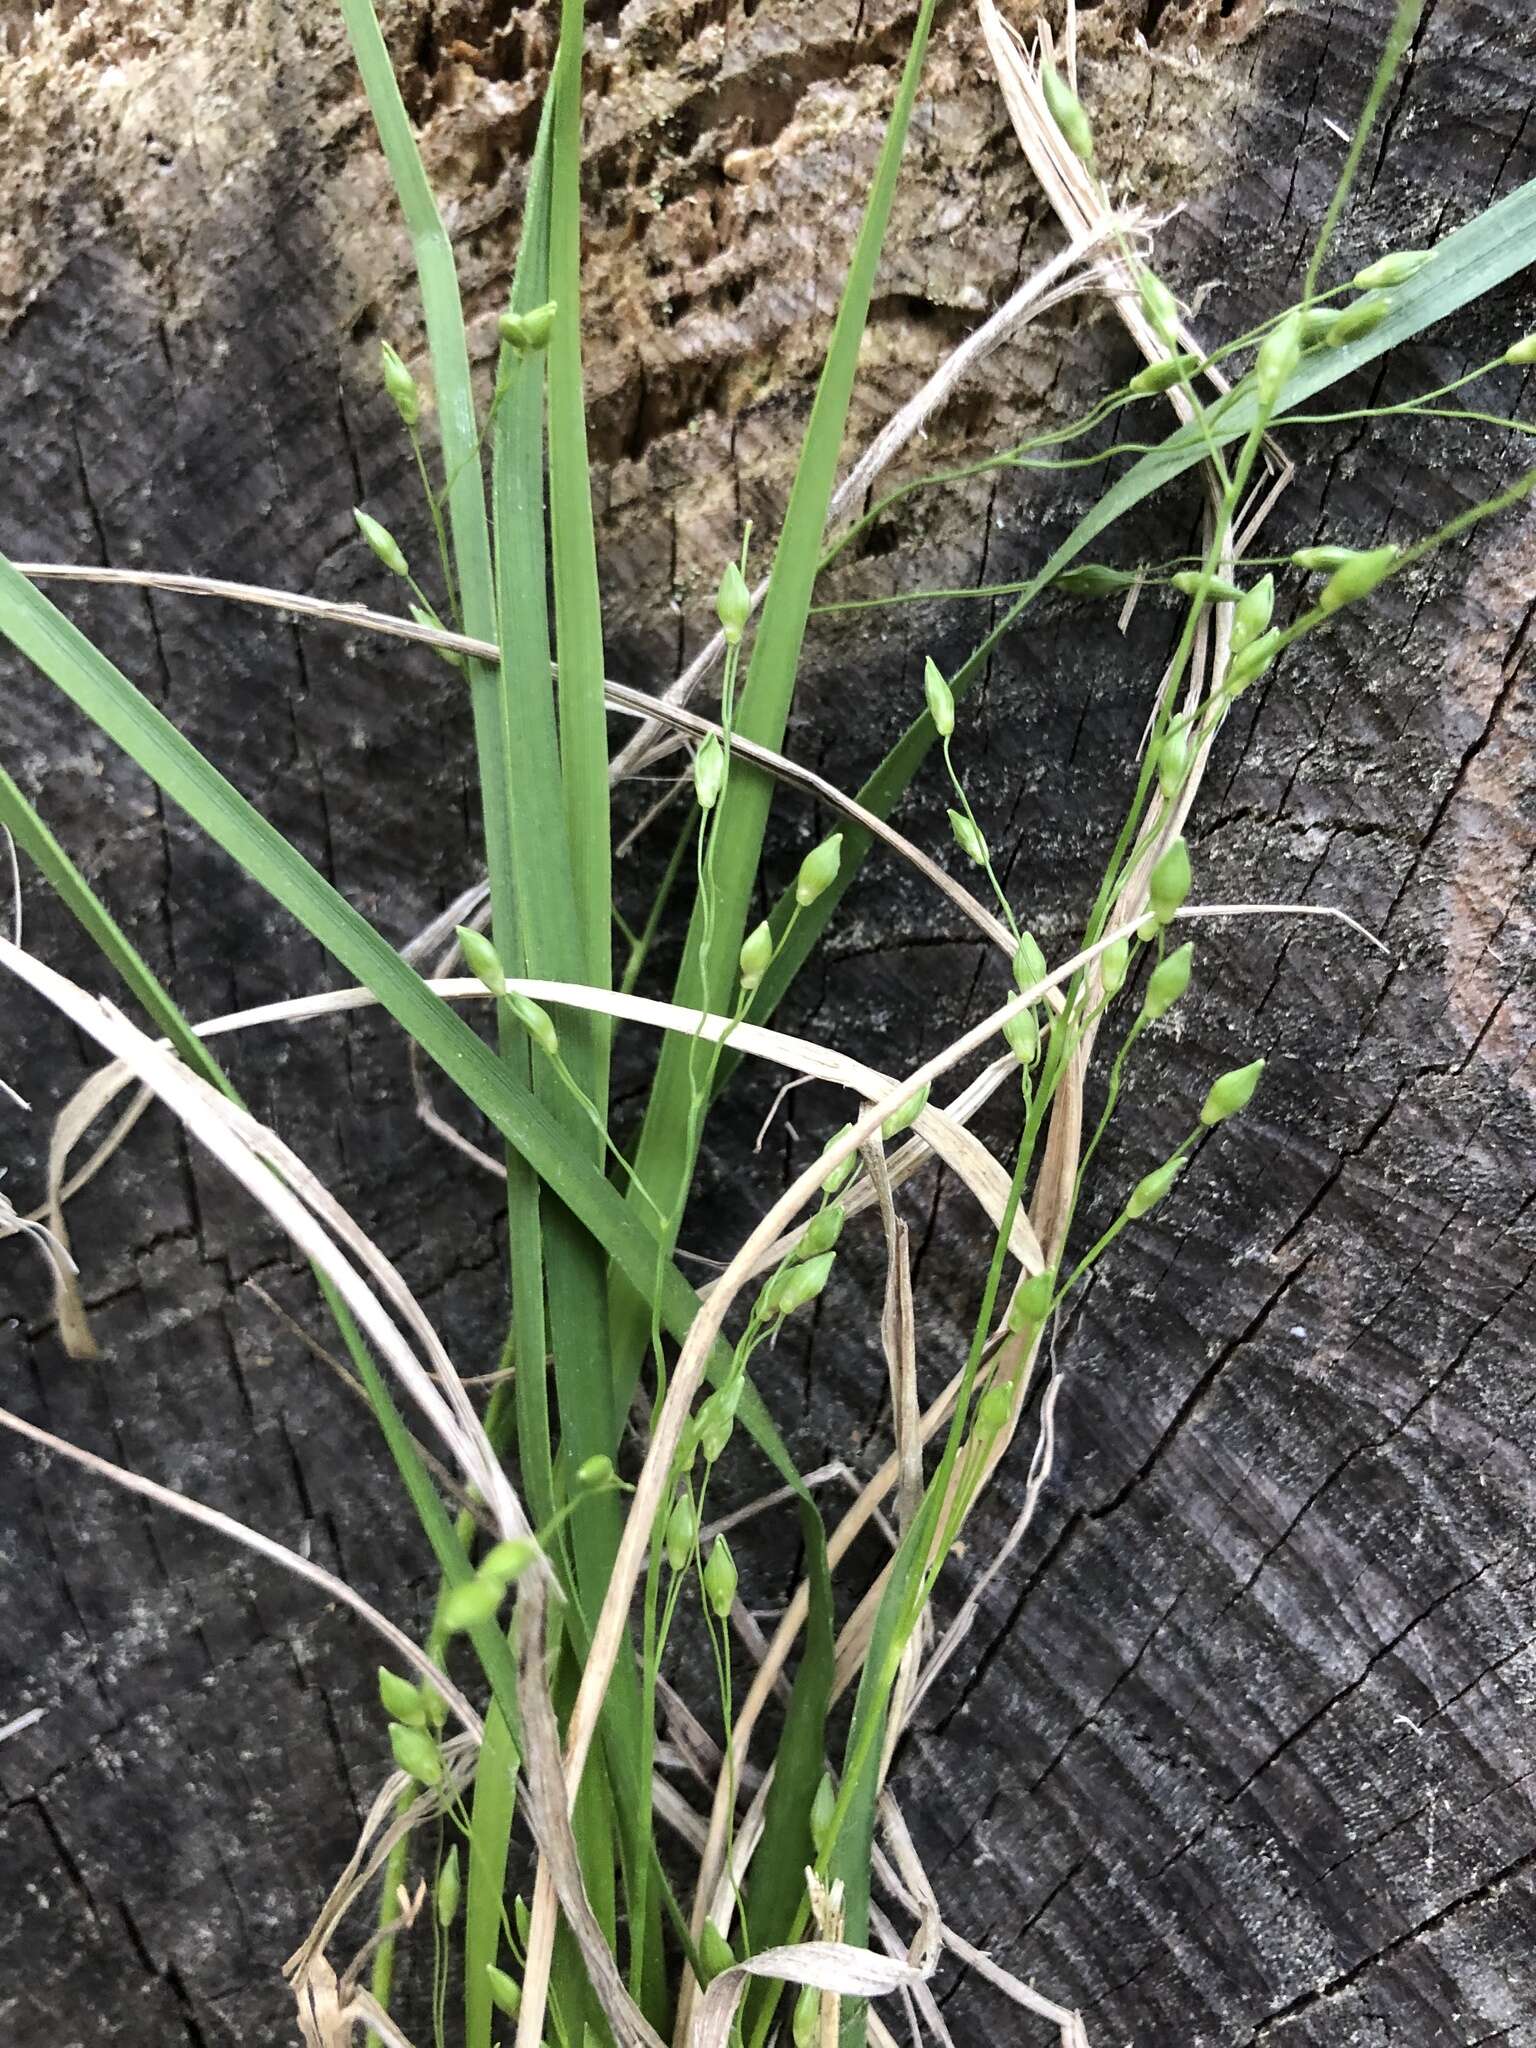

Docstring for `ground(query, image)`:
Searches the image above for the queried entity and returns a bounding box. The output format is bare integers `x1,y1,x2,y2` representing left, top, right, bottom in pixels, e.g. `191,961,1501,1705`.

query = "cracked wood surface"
2,0,1536,2042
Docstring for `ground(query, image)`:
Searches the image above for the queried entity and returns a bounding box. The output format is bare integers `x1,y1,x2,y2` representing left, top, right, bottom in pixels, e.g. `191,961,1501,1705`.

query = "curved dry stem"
288,1744,478,1990
0,935,528,1543
1175,898,1391,953
0,1403,481,1736
33,975,1047,1280
12,563,1012,958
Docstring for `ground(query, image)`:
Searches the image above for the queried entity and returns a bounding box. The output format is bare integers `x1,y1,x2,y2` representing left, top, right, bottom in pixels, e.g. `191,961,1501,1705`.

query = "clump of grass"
3,1,1535,2044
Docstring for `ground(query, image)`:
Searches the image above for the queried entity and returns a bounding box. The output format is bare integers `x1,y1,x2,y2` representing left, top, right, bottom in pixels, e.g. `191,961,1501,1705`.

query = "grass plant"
3,1,1534,2043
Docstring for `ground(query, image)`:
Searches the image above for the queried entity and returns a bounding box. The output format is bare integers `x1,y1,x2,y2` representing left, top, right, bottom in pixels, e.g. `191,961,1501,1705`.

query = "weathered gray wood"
2,0,1535,2042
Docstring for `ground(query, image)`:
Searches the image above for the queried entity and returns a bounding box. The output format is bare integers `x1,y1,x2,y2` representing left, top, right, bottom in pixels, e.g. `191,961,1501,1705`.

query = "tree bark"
2,0,1535,2043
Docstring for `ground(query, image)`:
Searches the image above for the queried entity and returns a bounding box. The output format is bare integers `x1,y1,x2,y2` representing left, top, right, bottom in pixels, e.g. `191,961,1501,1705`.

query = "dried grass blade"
691,1941,926,2048
287,1754,473,1991
513,1576,667,2048
865,1145,921,1533
0,935,525,1540
41,976,1045,1279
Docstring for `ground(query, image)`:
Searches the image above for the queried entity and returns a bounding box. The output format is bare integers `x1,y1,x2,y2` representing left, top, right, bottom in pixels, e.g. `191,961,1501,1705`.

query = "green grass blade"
0,558,678,1317
618,0,940,1375
739,1497,833,2022
338,0,495,647
337,1,513,950
547,11,614,1093
490,99,622,1508
338,27,618,2008
487,92,566,1552
824,1536,920,2042
344,0,572,1557
347,0,633,1982
464,1701,520,2048
491,104,581,998
492,80,649,2013
0,763,226,1093
339,0,551,1160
